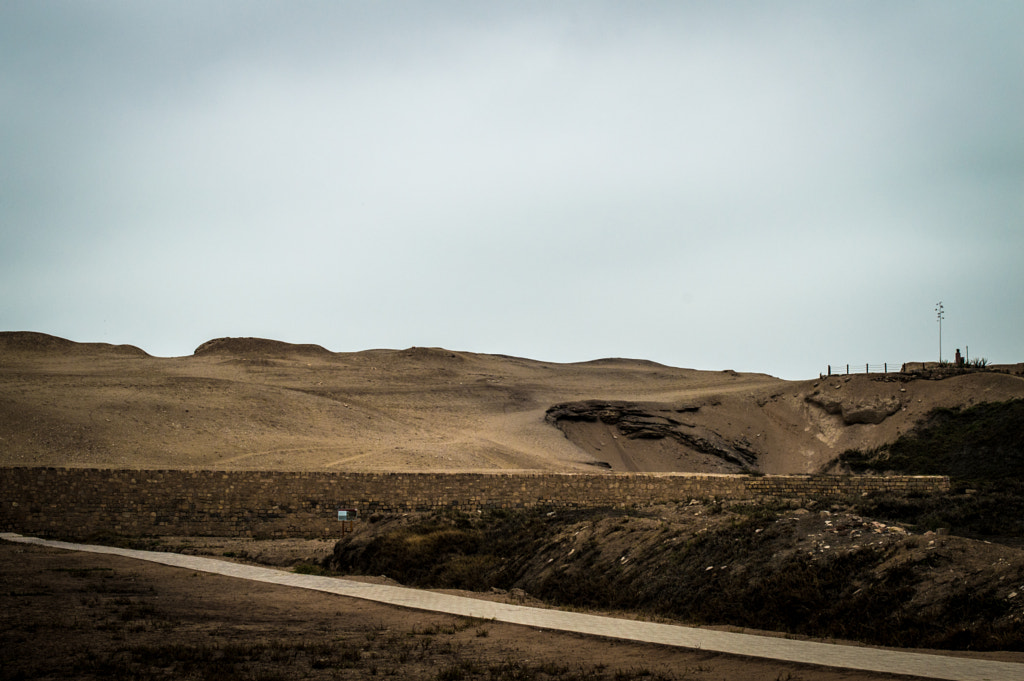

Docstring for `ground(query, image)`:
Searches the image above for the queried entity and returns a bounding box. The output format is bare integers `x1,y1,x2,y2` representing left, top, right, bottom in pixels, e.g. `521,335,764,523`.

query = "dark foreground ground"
0,539,967,681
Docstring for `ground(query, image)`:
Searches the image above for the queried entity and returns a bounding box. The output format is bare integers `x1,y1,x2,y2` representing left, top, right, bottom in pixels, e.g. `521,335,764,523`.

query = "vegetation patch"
327,504,1024,651
842,399,1024,540
841,399,1024,480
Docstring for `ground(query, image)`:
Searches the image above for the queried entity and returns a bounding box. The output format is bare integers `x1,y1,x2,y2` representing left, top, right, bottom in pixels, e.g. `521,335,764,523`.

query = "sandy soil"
1,538,981,681
2,333,1022,474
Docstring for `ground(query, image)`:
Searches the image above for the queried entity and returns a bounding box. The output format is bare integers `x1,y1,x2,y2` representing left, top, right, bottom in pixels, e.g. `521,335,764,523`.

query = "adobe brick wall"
0,467,950,539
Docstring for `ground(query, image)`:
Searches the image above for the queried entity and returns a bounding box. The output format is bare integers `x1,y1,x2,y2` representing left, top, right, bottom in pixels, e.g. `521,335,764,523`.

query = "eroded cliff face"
545,401,760,472
544,372,1024,474
803,388,902,425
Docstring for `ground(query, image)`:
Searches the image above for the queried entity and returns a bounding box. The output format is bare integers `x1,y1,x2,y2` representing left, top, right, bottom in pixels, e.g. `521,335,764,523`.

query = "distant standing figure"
955,348,963,366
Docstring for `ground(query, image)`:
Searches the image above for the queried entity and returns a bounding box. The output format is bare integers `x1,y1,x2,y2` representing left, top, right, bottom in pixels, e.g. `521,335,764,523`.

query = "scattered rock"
842,397,902,425
804,391,901,425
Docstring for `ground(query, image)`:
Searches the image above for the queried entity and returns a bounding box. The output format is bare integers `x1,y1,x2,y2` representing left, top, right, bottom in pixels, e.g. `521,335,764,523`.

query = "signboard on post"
337,508,358,535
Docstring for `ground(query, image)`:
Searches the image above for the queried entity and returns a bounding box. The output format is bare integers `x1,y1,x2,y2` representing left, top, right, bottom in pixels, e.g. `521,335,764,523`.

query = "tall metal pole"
935,301,945,363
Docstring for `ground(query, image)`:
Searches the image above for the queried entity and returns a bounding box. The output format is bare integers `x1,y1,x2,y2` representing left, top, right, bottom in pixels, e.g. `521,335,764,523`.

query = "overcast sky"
2,1,1021,379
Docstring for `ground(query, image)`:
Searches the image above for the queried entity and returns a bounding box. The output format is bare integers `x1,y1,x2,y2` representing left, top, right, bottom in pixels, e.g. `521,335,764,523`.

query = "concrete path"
3,532,1021,681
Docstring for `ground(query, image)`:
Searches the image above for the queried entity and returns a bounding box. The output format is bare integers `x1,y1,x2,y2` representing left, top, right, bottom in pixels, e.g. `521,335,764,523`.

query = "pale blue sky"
2,1,1021,379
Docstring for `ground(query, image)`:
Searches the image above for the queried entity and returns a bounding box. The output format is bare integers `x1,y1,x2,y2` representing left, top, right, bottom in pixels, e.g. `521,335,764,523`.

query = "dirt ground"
3,332,1024,678
2,332,1022,474
2,537,991,681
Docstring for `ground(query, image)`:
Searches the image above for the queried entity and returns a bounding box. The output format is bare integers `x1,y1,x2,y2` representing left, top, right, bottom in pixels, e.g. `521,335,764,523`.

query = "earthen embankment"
0,467,949,539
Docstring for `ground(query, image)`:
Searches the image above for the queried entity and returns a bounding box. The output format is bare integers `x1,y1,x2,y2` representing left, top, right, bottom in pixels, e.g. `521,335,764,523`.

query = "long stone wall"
0,467,950,539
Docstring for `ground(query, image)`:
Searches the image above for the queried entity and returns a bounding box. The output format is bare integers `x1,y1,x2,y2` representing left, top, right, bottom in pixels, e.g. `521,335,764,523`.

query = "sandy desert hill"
2,331,1022,474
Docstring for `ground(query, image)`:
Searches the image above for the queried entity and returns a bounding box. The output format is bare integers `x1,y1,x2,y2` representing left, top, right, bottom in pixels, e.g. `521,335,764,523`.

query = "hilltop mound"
0,331,148,357
396,346,467,363
570,357,669,369
192,337,333,358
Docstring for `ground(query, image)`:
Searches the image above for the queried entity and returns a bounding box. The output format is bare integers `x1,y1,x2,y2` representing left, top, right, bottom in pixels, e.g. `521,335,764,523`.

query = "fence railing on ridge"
822,363,902,377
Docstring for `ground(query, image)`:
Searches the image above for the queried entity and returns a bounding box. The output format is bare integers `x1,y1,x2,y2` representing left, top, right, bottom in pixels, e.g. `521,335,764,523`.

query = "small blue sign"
338,509,357,521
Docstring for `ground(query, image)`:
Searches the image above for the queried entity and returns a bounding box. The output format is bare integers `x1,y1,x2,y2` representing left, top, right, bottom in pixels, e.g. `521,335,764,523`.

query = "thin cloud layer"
2,1,1021,378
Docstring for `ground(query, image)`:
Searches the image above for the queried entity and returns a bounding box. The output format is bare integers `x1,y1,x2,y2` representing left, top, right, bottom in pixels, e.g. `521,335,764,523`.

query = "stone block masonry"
0,468,950,540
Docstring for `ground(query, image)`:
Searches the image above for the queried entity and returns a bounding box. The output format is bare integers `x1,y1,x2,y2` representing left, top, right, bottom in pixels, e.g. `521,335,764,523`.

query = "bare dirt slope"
2,332,1022,473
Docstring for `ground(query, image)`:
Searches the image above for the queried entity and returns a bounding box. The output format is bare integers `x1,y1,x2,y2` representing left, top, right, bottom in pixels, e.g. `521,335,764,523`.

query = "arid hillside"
2,332,1022,473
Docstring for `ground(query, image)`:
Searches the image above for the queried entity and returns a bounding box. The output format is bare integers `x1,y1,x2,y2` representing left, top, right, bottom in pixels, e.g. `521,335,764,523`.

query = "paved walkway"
3,532,1021,681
